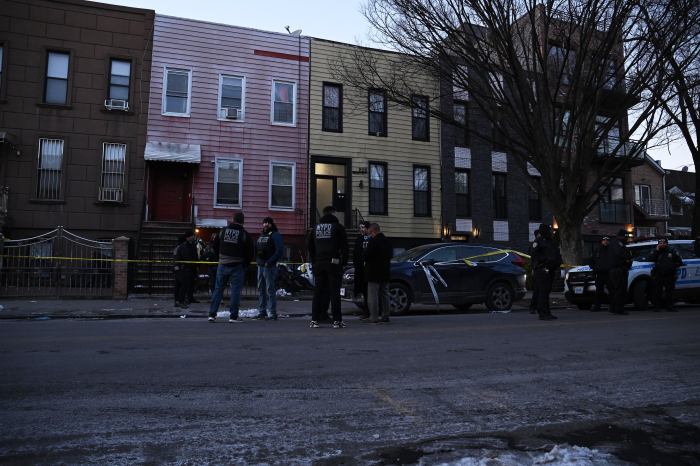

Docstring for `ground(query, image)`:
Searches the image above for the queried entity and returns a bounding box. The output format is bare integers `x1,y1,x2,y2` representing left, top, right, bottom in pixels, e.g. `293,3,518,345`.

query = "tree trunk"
557,219,585,267
693,170,700,239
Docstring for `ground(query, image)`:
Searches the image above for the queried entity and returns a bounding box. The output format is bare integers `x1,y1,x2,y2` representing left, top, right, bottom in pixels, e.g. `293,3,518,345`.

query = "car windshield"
392,244,437,262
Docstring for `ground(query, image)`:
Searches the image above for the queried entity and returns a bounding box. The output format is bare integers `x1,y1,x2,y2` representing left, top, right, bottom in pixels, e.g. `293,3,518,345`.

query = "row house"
309,39,442,251
666,167,695,238
143,15,309,259
630,155,668,239
0,0,154,241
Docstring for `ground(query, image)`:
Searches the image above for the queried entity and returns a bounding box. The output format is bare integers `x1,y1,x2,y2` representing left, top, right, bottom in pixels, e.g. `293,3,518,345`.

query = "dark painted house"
0,0,154,241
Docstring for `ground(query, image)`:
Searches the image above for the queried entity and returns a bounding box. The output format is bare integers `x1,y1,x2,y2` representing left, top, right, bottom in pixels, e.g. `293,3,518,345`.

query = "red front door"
150,163,192,221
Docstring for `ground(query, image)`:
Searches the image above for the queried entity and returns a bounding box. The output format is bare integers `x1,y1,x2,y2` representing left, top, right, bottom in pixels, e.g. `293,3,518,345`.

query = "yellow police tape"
461,248,576,269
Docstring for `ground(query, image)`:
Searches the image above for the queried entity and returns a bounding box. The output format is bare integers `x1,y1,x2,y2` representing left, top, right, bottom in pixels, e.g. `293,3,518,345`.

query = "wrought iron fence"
0,227,113,298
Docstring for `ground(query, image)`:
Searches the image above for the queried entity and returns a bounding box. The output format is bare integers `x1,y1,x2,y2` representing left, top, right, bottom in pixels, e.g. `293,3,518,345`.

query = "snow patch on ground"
432,445,628,466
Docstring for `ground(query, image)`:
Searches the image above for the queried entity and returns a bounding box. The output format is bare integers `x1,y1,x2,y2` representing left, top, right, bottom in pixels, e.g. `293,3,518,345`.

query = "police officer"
649,237,683,311
591,236,614,312
353,221,371,318
307,205,349,329
254,217,284,320
608,229,633,315
527,227,542,314
208,212,254,323
530,223,561,321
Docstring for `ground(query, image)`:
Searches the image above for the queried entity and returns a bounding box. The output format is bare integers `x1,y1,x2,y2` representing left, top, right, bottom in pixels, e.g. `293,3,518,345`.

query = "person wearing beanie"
353,221,372,318
648,237,683,311
530,223,561,320
607,229,633,315
254,217,284,320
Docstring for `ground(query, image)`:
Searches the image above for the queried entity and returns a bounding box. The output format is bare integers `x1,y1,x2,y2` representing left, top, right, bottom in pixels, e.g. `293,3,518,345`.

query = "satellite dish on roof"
285,25,302,36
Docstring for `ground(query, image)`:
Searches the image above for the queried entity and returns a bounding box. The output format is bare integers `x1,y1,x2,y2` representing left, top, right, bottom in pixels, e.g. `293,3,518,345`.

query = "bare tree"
331,0,691,263
639,0,700,235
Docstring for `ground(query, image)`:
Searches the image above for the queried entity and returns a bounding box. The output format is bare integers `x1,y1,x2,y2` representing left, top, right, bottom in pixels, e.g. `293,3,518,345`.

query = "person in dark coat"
591,236,615,311
527,227,542,314
649,237,683,311
364,223,393,323
254,217,284,320
608,229,633,315
353,221,371,317
530,223,561,321
307,205,349,329
208,212,254,323
693,236,700,257
201,232,220,294
173,230,198,308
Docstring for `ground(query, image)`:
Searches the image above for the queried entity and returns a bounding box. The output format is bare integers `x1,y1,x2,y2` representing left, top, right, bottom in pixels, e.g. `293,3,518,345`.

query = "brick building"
0,0,154,242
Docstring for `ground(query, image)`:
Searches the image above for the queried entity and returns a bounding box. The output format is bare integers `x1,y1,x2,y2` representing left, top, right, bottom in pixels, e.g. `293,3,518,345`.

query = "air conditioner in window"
223,108,241,120
104,99,129,111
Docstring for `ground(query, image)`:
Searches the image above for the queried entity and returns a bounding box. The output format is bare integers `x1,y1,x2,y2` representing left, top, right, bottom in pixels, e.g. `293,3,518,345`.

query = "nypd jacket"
256,227,284,267
307,214,348,265
218,223,254,266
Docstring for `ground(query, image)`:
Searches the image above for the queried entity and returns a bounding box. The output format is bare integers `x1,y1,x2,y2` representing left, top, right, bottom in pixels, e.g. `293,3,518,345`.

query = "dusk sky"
96,0,695,172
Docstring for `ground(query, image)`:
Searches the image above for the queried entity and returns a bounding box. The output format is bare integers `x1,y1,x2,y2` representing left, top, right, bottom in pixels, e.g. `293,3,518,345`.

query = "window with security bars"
272,80,295,124
492,173,508,219
368,89,387,136
455,169,470,217
369,162,387,214
109,59,130,100
164,67,191,115
45,51,69,105
322,83,342,132
100,143,126,202
215,159,241,208
413,165,431,216
36,138,64,200
411,95,429,141
270,162,294,209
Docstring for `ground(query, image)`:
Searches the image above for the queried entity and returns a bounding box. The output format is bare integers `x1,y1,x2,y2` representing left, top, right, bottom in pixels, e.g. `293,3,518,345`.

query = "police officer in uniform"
527,227,542,314
591,236,614,311
608,229,633,315
254,217,284,320
649,237,683,311
353,221,371,318
307,206,349,328
530,224,561,321
208,212,254,323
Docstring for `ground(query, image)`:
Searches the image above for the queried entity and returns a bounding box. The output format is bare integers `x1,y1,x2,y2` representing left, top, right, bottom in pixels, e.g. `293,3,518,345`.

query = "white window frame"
270,79,297,126
213,157,243,209
162,66,192,117
268,161,296,211
217,74,246,122
99,142,127,202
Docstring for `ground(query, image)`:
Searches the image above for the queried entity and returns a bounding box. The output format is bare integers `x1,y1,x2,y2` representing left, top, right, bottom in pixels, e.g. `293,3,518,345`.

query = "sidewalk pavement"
0,291,568,320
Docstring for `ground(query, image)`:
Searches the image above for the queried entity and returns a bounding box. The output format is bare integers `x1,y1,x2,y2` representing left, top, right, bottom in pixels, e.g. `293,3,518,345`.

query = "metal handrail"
634,198,669,217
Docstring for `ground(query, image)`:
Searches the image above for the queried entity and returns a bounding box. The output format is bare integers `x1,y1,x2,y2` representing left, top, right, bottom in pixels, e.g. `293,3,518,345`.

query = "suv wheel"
388,283,412,315
485,281,514,312
632,280,650,310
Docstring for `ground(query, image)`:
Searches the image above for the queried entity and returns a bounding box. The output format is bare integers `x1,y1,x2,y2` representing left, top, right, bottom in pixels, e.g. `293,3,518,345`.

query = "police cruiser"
564,239,700,309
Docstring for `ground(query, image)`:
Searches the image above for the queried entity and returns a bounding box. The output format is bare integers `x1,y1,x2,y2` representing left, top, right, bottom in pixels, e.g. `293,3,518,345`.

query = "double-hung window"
322,83,342,132
596,115,620,155
368,89,387,136
453,102,469,146
163,67,191,116
214,159,242,208
108,59,131,101
36,138,64,200
100,143,127,202
455,169,470,217
453,64,469,100
411,95,429,141
369,162,387,215
488,72,505,103
272,80,296,125
270,162,295,210
219,75,244,120
45,51,69,105
492,173,508,219
413,165,431,216
548,45,575,85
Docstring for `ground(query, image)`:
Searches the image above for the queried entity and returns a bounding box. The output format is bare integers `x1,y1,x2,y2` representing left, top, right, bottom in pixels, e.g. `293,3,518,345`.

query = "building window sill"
36,103,72,110
30,198,65,205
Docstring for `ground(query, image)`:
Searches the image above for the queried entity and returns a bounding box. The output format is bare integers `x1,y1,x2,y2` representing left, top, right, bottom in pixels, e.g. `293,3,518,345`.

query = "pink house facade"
145,15,309,252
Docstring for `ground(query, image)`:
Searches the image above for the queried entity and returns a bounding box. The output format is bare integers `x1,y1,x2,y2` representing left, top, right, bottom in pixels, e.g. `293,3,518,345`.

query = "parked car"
564,239,700,309
341,243,527,314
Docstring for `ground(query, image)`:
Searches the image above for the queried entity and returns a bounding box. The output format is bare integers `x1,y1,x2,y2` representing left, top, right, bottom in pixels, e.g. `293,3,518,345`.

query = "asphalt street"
1,306,699,465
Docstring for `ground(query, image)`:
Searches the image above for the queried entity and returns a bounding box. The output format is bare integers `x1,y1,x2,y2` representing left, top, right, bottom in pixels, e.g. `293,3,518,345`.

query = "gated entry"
0,227,113,298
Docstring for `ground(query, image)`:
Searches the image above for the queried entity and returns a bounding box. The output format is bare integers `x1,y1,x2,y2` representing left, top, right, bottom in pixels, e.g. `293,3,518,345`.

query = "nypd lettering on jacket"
316,223,333,239
223,228,241,244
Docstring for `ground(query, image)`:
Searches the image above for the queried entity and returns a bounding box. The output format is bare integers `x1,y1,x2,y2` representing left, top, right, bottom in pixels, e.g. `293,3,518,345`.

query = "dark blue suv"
341,243,527,314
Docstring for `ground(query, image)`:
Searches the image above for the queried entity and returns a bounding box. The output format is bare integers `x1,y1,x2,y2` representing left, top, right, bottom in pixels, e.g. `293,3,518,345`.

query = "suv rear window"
629,245,655,262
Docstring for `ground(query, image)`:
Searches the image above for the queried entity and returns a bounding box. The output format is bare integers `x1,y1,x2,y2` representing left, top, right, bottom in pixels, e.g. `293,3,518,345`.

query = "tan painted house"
308,38,441,250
